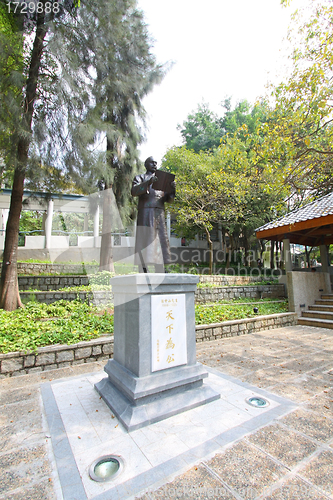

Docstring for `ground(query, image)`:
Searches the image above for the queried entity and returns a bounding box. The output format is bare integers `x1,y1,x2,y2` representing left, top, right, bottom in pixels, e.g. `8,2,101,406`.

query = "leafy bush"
0,300,113,354
195,301,288,325
0,298,288,354
88,271,115,287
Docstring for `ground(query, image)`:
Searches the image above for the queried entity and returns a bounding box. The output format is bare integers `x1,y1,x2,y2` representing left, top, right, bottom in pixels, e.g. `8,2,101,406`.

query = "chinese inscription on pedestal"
151,294,187,372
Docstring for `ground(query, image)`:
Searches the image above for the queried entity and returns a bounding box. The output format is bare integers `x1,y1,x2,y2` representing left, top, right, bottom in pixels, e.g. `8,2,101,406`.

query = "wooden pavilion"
255,192,333,270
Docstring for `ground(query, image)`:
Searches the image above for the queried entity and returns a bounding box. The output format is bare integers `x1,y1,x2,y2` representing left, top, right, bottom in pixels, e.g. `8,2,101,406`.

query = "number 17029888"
6,2,60,14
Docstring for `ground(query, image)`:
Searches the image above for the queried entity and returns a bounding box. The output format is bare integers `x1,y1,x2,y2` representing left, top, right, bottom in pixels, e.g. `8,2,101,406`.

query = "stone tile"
0,479,55,500
230,359,267,371
141,434,190,467
247,424,317,467
214,364,251,379
0,445,51,496
145,464,236,499
280,409,333,443
278,358,327,373
0,398,39,427
0,445,48,470
308,369,333,385
299,450,333,497
261,476,328,499
270,383,317,403
243,368,298,388
206,441,287,497
304,390,333,419
0,387,36,406
1,407,44,453
285,376,331,396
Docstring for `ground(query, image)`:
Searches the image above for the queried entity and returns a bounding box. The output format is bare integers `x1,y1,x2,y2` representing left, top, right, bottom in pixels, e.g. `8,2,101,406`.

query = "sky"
136,0,307,165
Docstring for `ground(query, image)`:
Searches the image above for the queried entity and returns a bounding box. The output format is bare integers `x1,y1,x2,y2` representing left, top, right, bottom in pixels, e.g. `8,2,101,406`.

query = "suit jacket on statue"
131,172,175,266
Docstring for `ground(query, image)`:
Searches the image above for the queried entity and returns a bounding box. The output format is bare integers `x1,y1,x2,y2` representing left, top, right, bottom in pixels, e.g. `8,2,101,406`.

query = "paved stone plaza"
0,324,332,500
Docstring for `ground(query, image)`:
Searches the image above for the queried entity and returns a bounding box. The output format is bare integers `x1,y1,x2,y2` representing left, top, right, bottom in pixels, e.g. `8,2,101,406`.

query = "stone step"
298,317,333,329
309,304,333,312
302,310,333,320
314,299,333,306
321,294,333,300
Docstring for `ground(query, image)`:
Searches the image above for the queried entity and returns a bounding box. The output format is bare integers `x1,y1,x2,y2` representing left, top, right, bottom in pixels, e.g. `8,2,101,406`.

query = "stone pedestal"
95,274,220,431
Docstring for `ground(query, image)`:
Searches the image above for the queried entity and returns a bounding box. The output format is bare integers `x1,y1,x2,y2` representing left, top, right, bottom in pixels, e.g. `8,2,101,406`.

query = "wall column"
283,238,292,272
45,199,54,249
166,211,171,241
84,213,89,233
320,245,330,273
94,205,100,247
0,208,8,233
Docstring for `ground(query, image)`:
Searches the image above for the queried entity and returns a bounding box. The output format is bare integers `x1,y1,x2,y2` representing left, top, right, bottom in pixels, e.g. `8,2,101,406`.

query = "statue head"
144,156,157,173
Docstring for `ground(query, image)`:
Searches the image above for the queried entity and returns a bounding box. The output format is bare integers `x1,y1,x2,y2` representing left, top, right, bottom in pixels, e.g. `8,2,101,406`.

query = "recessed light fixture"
246,396,269,408
89,455,124,482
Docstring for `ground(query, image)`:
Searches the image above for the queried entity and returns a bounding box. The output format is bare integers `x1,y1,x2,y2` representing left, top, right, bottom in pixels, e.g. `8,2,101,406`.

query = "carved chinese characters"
151,294,187,372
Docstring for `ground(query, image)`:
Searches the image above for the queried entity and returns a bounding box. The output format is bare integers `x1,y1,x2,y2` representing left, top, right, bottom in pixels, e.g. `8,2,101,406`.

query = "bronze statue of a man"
131,156,175,273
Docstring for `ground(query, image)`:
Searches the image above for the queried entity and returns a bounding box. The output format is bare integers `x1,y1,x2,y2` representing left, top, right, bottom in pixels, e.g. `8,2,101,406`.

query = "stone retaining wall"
198,275,268,285
195,312,297,342
195,284,285,303
20,284,285,305
0,336,114,378
17,273,272,291
0,312,297,377
20,290,113,305
18,275,90,291
11,262,272,283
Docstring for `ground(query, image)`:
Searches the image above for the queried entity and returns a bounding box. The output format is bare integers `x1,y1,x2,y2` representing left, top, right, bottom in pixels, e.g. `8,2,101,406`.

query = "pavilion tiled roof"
256,192,333,233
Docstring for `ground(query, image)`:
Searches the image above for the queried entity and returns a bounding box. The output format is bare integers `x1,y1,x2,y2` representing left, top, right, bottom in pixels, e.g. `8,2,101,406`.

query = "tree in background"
255,1,333,205
177,103,225,153
0,0,82,310
52,0,164,272
0,0,163,308
163,146,248,274
0,2,23,184
178,99,266,153
172,99,282,266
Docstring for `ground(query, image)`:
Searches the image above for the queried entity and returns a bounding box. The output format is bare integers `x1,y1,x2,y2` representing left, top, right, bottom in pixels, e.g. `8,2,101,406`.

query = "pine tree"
59,0,164,271
0,0,164,309
0,0,83,310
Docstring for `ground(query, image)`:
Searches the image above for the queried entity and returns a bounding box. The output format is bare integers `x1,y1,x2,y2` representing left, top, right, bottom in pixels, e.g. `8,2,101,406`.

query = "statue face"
145,157,157,173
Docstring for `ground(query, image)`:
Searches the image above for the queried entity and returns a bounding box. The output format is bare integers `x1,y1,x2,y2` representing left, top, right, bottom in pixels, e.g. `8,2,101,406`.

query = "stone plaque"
151,294,187,372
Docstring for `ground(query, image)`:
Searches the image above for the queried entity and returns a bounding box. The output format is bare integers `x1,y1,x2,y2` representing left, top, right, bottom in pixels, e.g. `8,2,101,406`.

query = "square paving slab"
41,367,296,500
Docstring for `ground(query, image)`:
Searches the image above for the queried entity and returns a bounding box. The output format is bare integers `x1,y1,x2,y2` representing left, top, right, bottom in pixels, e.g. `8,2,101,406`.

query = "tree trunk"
204,227,213,275
99,186,115,273
0,168,25,310
260,240,265,261
0,11,47,310
305,246,313,268
243,235,249,267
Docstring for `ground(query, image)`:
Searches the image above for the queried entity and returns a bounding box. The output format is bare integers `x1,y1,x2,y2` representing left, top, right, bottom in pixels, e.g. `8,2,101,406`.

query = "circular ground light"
246,396,270,408
89,455,124,482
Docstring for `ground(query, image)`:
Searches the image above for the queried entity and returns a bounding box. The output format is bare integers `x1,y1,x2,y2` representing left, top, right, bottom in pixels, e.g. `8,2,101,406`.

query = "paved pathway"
0,325,332,500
